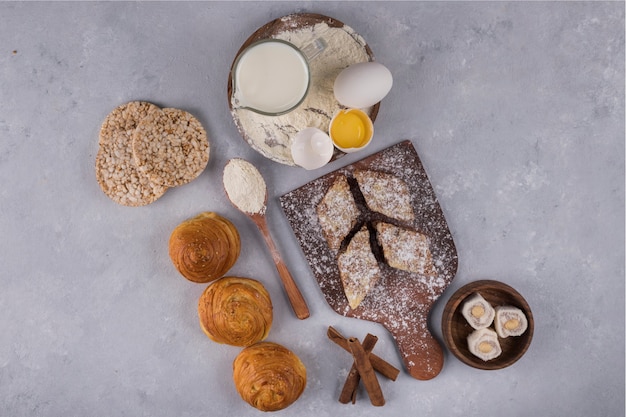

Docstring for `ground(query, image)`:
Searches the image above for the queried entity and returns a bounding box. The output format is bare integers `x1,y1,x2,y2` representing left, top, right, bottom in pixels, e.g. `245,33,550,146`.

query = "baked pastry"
233,342,307,412
461,292,495,330
316,175,360,250
354,169,414,222
169,212,240,283
198,276,272,346
494,305,528,338
375,222,437,276
337,226,381,310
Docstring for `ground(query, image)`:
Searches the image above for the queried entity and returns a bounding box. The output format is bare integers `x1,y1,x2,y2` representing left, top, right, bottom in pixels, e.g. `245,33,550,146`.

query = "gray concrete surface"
1,2,624,416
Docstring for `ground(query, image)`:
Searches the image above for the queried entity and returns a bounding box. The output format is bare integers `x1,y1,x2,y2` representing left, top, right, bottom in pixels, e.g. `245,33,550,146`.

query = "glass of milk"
231,38,326,116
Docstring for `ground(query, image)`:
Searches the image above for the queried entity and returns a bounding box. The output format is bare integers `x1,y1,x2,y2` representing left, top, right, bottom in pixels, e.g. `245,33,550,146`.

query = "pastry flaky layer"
169,212,240,283
233,342,307,412
198,276,273,347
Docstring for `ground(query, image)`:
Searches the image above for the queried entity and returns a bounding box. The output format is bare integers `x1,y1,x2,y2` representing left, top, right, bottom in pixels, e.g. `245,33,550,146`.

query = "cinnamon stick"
348,338,385,406
341,364,360,404
327,326,400,381
339,333,378,404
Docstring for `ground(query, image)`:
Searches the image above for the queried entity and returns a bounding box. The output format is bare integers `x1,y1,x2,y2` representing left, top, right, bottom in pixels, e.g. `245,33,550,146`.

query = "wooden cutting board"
280,141,458,380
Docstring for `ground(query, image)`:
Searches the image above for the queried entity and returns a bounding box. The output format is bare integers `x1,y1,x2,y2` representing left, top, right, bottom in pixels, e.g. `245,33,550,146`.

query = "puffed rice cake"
132,107,210,187
95,101,168,206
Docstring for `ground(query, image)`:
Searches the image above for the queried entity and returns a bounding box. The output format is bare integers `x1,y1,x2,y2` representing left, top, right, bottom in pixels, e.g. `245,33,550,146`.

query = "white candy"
467,328,502,361
494,305,528,338
461,292,495,329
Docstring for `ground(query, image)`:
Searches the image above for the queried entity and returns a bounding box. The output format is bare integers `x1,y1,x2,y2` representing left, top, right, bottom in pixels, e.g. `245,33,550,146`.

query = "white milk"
233,40,309,115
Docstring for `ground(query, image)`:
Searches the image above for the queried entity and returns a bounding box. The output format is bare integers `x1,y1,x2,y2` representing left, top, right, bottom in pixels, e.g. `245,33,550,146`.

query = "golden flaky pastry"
169,212,240,283
198,277,272,347
233,342,306,412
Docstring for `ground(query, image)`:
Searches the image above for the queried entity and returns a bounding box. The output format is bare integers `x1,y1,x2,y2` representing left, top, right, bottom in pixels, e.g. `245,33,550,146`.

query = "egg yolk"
330,110,371,149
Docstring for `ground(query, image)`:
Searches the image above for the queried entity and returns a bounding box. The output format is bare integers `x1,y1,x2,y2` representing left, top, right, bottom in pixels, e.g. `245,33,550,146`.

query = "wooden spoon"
223,159,310,320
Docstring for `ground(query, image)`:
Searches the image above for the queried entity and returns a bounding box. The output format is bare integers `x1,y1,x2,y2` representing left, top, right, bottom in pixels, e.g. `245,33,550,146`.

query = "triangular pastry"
316,175,360,250
354,170,414,222
375,222,437,276
337,226,381,309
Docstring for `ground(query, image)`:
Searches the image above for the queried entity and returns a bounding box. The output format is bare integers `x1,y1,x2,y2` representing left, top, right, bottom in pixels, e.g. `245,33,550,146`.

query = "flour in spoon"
223,159,267,214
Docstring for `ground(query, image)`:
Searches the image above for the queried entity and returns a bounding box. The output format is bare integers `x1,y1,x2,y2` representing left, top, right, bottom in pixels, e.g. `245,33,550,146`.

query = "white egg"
333,61,393,109
291,127,334,170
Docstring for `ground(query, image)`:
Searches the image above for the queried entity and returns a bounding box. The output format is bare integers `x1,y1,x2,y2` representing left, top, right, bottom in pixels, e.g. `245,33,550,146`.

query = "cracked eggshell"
333,62,393,109
291,127,334,170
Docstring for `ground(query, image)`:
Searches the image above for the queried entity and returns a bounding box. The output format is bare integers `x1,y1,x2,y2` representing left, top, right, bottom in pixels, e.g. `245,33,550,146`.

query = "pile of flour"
223,159,266,215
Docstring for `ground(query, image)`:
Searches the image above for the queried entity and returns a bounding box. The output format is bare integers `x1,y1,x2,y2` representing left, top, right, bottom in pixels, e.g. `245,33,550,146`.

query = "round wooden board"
227,13,380,166
441,280,534,370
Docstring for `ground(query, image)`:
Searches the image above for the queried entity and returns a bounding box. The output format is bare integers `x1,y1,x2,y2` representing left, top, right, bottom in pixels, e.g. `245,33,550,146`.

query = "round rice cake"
95,101,168,206
132,108,210,187
95,131,168,207
99,101,160,145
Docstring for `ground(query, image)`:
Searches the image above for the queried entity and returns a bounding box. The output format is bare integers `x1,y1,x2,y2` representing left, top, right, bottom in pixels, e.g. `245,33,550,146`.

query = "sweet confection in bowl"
442,280,534,370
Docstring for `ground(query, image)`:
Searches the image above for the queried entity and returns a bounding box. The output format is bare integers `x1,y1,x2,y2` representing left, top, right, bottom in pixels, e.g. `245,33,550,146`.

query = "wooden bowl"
441,280,534,370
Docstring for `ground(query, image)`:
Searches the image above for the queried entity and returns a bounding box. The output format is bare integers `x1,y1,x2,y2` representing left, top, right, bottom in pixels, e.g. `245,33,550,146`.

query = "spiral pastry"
198,277,273,346
233,342,306,411
169,212,240,283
